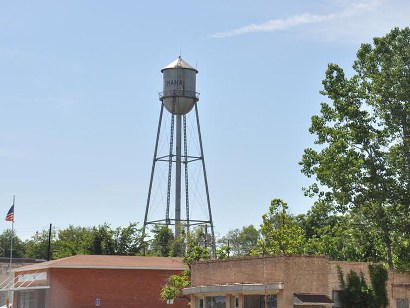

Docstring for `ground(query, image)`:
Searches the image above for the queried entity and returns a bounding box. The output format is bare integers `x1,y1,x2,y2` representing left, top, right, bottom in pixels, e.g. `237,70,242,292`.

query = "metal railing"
159,90,200,100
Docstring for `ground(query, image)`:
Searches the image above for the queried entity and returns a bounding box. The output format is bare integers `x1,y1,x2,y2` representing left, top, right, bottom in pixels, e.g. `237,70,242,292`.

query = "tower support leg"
194,103,216,257
175,115,182,238
143,103,165,251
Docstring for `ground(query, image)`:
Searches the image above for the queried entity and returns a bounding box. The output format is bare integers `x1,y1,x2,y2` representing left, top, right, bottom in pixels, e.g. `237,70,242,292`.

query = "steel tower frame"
143,99,216,256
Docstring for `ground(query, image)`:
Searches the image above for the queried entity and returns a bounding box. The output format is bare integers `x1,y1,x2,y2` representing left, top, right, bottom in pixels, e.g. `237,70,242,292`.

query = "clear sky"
0,0,409,240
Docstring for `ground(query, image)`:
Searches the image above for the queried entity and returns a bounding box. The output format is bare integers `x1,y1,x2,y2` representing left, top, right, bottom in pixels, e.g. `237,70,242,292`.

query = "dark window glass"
18,290,34,308
244,295,277,308
397,299,409,308
205,296,226,308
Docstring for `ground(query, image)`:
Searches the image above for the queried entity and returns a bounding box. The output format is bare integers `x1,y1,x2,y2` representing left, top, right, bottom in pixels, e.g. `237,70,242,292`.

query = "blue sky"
0,0,409,240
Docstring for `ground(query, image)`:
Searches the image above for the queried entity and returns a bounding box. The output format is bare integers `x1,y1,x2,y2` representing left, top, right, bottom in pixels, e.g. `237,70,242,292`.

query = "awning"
294,293,333,306
184,283,284,295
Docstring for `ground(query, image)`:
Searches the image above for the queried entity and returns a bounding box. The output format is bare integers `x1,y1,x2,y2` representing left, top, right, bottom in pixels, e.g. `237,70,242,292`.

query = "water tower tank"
160,56,199,115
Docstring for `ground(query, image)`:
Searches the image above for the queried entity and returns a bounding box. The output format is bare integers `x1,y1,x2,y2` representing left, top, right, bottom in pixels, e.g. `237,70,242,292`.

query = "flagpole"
9,195,14,273
7,195,15,308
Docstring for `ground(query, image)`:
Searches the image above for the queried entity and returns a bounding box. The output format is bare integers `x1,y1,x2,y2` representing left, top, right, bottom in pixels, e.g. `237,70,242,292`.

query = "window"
205,296,226,308
18,290,34,308
397,299,409,308
244,295,277,308
332,290,342,308
0,292,7,306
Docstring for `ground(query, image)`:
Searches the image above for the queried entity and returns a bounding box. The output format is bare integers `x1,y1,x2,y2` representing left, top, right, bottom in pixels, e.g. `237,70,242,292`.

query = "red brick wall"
191,255,332,306
329,261,370,291
191,255,285,286
191,255,329,285
390,271,410,304
17,268,189,308
280,255,330,306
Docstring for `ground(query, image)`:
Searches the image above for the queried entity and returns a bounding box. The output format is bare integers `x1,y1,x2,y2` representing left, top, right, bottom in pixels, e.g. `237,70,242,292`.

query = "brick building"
8,254,410,307
11,255,188,308
183,255,410,308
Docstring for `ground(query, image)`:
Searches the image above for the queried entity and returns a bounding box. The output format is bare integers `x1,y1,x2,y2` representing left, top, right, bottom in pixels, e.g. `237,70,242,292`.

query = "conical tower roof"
161,56,198,73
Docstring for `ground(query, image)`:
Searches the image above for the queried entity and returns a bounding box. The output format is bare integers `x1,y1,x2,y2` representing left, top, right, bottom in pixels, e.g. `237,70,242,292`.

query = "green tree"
91,223,115,255
53,225,94,258
149,225,174,256
338,267,375,308
160,227,212,303
169,225,213,257
215,244,230,260
54,223,145,258
0,229,25,259
218,225,259,257
337,264,388,308
297,201,386,262
187,225,212,249
25,228,57,260
148,225,212,257
160,243,210,303
296,200,340,239
111,223,145,255
256,199,305,255
160,271,190,302
169,225,186,257
300,27,410,269
183,242,211,268
369,264,389,308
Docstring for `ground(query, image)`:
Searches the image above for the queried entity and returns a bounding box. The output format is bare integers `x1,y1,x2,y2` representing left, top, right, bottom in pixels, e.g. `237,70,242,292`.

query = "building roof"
161,56,198,72
14,255,186,272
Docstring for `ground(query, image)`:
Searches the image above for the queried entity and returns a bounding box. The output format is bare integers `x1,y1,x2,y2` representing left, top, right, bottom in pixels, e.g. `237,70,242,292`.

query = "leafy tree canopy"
218,225,259,257
300,27,410,269
23,222,145,260
255,199,306,255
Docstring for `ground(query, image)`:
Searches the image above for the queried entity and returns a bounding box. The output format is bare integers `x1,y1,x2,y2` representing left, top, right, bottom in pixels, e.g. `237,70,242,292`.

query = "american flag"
5,205,14,222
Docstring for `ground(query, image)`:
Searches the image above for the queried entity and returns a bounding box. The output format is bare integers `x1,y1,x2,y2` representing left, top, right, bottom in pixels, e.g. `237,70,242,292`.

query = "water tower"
143,57,216,255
